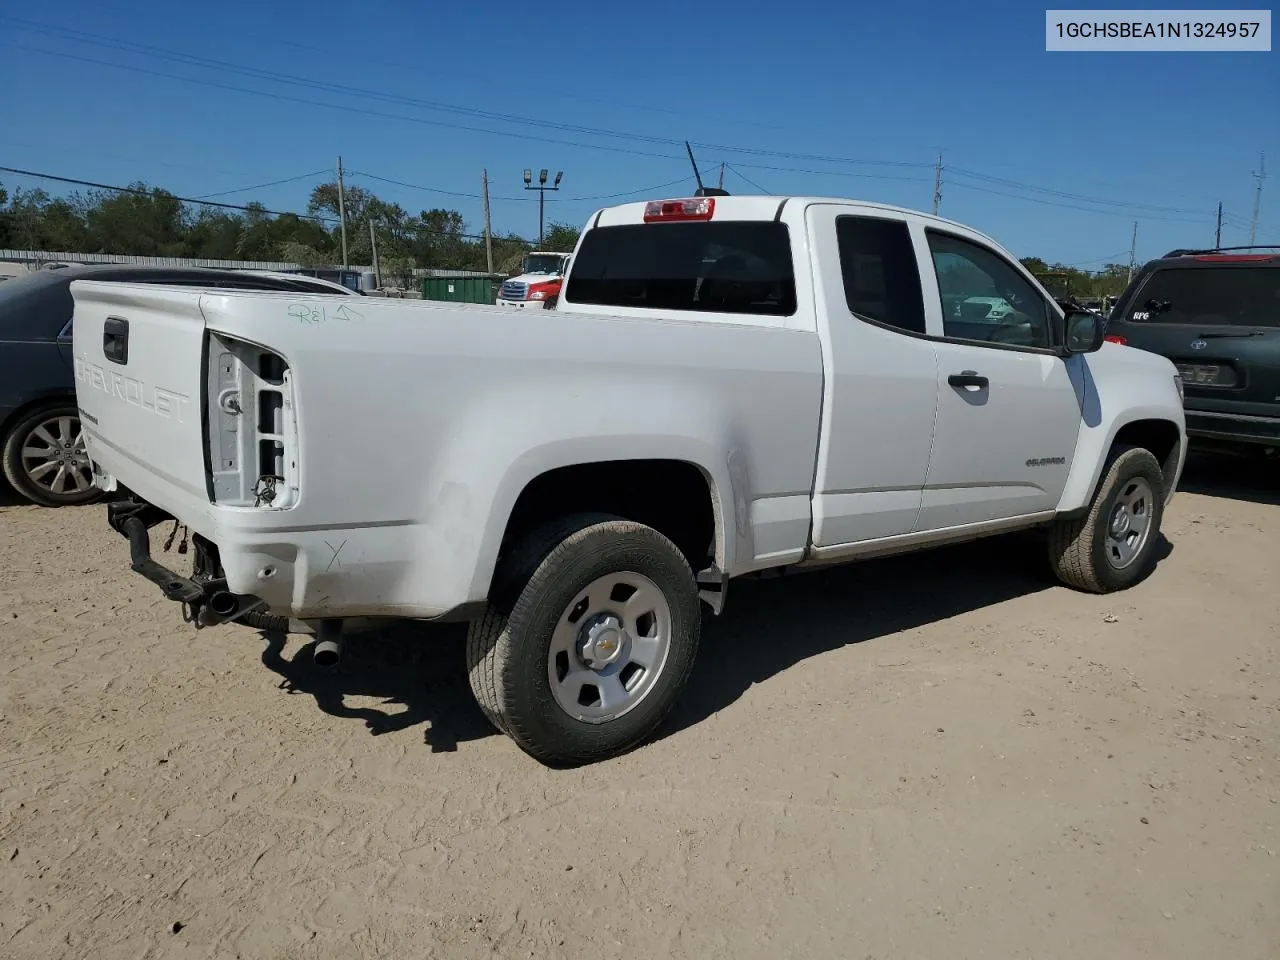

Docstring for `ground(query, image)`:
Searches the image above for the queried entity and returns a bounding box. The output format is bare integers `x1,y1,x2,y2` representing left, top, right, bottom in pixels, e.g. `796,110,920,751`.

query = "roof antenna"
685,141,730,197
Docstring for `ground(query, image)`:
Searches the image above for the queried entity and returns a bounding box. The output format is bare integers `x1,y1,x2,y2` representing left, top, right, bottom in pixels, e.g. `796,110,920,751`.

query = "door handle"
948,370,988,389
103,317,129,365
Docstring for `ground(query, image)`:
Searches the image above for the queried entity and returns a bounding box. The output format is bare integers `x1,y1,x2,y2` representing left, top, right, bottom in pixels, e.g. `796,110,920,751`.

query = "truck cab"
496,252,572,310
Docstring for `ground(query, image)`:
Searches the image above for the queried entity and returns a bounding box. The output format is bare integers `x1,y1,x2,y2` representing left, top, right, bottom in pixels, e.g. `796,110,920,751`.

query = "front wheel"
466,515,701,766
1048,445,1166,593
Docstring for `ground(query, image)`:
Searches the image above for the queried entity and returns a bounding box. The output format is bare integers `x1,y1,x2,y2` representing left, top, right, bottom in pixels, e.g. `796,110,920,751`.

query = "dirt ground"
1,454,1277,960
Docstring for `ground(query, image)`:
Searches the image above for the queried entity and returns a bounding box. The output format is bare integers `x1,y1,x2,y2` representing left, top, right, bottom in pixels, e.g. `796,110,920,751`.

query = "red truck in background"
496,251,572,310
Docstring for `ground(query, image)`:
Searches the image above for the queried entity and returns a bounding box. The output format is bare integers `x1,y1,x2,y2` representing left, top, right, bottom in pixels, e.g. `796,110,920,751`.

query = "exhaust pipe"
313,618,343,667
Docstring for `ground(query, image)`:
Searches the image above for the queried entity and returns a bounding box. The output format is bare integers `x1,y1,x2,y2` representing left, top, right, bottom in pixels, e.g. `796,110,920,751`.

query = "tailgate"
71,280,210,500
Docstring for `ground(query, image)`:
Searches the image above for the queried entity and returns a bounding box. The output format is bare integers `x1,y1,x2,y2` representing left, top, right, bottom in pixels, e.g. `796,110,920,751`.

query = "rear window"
565,221,797,316
1128,265,1279,327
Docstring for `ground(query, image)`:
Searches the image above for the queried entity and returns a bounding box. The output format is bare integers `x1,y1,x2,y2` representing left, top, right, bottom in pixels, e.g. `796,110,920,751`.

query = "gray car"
0,264,356,507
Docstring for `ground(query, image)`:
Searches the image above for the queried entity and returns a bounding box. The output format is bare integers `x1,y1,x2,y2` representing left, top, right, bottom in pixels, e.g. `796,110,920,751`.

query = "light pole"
524,168,563,247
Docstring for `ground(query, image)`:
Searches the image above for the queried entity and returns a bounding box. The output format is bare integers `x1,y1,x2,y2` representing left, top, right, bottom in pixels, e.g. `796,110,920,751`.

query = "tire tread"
1048,445,1164,594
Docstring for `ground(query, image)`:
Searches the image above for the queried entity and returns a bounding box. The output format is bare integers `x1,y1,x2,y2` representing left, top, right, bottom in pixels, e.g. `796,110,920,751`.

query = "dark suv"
1105,247,1279,456
1,264,355,507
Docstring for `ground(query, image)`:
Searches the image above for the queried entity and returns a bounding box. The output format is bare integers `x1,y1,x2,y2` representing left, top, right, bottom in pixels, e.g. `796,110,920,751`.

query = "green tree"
83,184,186,256
539,221,580,252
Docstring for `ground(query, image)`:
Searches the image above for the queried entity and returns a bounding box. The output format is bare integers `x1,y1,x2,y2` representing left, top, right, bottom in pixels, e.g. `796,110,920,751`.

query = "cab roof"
589,194,1005,250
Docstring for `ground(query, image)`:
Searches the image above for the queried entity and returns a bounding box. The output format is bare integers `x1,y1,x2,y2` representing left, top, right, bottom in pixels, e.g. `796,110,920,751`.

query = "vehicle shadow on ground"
658,531,1172,743
1177,451,1279,507
259,620,497,753
255,530,1174,757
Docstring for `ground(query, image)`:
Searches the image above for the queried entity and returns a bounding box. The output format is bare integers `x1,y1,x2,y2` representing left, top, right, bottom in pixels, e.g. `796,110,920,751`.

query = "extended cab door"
915,228,1082,529
805,205,940,545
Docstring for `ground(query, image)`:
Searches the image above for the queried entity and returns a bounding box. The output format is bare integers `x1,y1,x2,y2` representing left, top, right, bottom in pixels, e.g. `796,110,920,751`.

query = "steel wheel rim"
21,415,94,497
1105,476,1154,570
547,571,673,724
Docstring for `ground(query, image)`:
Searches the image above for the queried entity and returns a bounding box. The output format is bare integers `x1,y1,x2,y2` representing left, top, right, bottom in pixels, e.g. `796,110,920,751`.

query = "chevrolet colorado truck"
72,195,1187,766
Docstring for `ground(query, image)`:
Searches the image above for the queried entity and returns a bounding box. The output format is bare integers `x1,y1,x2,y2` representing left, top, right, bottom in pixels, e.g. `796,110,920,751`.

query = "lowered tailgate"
71,280,210,505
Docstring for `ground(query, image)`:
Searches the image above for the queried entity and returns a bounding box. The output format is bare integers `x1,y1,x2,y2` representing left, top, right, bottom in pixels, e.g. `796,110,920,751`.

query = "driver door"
915,228,1084,531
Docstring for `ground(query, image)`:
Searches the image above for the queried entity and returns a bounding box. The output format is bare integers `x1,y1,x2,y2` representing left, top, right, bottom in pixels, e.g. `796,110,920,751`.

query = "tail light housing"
1104,334,1128,345
206,334,299,508
643,198,715,222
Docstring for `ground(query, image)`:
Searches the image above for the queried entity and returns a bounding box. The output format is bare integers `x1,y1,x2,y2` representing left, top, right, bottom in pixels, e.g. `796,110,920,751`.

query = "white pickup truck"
72,194,1186,766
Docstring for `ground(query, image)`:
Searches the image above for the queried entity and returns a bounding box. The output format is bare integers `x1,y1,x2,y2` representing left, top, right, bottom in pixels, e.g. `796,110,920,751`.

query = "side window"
926,231,1052,349
834,216,926,335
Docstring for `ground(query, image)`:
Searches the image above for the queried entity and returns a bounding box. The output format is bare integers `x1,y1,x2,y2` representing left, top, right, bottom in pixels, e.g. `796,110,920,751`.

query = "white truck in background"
495,251,571,309
71,193,1186,766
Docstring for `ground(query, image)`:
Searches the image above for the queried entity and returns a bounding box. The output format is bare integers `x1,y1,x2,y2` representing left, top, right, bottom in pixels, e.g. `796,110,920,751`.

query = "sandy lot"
1,455,1277,960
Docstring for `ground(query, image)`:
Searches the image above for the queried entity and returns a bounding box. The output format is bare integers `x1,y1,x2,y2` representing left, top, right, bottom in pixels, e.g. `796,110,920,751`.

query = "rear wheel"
2,403,103,507
1048,445,1165,593
466,514,701,766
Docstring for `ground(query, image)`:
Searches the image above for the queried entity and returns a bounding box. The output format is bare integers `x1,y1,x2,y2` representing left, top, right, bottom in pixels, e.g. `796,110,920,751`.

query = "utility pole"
482,169,494,274
1248,153,1266,246
336,155,349,270
718,162,725,190
368,219,380,289
932,152,943,216
1127,221,1138,284
1215,201,1223,248
523,168,563,247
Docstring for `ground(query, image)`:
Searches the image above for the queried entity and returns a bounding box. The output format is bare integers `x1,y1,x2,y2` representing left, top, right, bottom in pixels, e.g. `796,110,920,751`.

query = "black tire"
2,403,104,508
466,513,701,766
1048,445,1166,593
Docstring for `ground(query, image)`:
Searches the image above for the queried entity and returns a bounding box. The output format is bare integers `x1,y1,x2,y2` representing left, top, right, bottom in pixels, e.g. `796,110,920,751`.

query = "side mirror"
1064,310,1104,354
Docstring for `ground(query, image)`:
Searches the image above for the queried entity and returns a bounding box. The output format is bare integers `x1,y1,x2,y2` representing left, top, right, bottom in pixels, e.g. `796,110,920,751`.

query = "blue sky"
2,0,1276,265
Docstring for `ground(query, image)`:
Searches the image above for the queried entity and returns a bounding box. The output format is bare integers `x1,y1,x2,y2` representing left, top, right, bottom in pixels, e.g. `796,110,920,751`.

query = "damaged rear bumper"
106,497,271,628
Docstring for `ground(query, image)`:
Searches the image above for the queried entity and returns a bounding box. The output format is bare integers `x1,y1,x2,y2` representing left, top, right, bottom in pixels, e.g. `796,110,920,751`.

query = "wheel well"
0,393,77,445
1114,419,1181,484
498,460,718,575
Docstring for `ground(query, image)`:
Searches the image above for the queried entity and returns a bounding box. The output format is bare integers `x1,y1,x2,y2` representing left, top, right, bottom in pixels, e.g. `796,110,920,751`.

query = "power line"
1067,249,1130,266
348,171,694,205
195,169,331,199
0,164,338,222
4,19,931,172
724,164,771,194
949,166,1208,217
947,179,1210,224
52,0,803,137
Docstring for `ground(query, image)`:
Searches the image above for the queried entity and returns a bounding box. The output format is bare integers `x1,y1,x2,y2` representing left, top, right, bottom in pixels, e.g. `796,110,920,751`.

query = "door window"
835,216,926,335
927,231,1053,349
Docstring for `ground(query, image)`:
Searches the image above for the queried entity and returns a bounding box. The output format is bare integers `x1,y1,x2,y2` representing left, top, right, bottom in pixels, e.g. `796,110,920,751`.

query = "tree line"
0,179,583,283
0,177,1132,295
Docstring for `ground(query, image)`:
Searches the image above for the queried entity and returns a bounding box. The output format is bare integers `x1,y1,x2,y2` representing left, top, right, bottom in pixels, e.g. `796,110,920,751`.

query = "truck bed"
72,282,824,618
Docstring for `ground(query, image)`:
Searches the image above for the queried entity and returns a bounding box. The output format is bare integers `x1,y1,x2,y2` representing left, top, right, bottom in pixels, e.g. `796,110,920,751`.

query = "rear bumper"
93,467,472,622
495,298,549,310
1186,409,1280,446
106,498,268,626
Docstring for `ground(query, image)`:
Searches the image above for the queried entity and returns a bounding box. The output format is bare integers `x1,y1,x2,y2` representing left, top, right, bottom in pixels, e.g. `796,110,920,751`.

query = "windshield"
523,254,566,276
